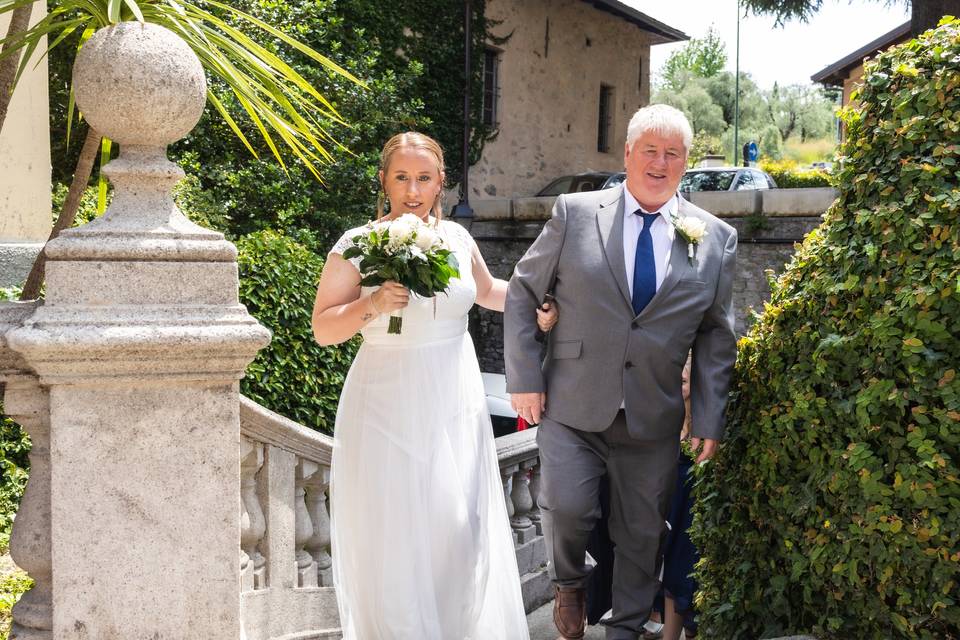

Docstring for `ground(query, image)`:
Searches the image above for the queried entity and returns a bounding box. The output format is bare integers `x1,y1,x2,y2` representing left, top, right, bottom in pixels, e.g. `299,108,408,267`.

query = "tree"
0,0,361,298
764,82,835,142
741,0,960,36
659,25,727,91
758,123,783,159
703,71,767,131
654,79,727,137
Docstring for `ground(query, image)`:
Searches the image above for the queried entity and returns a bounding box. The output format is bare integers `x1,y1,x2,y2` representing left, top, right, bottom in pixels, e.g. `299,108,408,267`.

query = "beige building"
470,0,685,199
0,7,52,288
811,21,911,115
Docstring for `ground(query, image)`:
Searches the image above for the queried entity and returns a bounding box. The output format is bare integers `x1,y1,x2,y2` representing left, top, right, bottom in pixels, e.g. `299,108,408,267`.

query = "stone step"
520,567,553,614
515,536,547,576
526,601,819,640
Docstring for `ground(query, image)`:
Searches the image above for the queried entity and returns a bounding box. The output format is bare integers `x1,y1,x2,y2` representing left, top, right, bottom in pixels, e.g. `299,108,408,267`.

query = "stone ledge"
467,188,838,223
240,395,333,466
0,242,43,288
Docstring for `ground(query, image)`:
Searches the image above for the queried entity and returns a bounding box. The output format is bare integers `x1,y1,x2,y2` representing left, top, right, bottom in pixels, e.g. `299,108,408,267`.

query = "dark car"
536,172,613,197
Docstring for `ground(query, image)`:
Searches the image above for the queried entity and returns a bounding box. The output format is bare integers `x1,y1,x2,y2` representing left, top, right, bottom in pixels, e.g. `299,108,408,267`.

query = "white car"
482,372,521,437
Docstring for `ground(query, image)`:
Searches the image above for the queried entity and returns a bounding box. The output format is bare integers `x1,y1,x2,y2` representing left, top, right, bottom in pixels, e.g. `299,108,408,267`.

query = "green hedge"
693,19,960,640
237,230,359,434
760,159,833,188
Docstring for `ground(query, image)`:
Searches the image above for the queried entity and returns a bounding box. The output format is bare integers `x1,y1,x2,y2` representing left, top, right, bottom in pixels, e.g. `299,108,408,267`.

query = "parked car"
602,172,627,189
680,167,777,191
600,167,778,193
482,372,521,438
536,172,613,197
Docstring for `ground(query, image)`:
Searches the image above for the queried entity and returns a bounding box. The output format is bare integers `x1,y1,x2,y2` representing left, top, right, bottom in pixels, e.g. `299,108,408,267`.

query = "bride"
311,132,556,639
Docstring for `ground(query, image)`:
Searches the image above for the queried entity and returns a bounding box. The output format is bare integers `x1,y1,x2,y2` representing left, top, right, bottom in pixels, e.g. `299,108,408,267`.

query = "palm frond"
0,0,363,179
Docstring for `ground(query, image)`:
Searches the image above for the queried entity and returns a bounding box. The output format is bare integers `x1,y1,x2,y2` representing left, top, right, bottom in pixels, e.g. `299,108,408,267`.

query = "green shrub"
0,566,34,640
693,19,960,640
0,408,28,554
0,286,29,548
237,230,359,433
760,158,833,188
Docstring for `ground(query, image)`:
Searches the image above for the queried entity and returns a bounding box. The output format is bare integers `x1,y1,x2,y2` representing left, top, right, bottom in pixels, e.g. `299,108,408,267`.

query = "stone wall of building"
460,211,823,374
0,8,51,287
471,0,658,199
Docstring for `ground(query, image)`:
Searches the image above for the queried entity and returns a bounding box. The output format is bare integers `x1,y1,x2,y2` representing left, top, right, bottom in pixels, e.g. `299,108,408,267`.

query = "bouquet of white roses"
343,213,461,334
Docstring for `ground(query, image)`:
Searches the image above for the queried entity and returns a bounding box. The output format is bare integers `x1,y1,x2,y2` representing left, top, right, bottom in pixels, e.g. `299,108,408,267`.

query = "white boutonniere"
671,215,708,264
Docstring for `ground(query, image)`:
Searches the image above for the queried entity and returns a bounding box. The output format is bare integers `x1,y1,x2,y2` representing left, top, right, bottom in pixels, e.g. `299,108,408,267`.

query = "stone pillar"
0,7,51,288
6,23,270,640
510,463,537,544
303,467,332,586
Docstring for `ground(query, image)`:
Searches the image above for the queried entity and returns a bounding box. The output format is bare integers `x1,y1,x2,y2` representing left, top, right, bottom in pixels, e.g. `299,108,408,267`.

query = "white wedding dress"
328,220,530,640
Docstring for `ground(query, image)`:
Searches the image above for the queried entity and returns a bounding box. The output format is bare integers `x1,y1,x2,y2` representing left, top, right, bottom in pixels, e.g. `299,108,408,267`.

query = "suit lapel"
636,196,696,319
595,186,633,310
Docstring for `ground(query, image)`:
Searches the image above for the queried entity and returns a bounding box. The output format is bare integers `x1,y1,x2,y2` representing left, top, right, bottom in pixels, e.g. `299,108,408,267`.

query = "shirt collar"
623,186,679,223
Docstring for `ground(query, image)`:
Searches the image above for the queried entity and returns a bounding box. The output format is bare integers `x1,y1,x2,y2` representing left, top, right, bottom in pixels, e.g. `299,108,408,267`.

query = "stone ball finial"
72,22,207,146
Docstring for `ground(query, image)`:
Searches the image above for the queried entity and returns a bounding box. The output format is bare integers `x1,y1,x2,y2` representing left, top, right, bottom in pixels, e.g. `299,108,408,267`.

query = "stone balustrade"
0,20,555,638
238,396,340,639
496,427,552,614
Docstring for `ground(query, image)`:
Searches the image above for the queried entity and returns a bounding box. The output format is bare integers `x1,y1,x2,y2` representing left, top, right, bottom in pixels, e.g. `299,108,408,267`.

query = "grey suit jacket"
504,185,737,441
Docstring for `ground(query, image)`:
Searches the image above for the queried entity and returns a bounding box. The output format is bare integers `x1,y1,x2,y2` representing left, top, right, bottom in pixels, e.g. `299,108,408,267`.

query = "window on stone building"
598,85,614,153
483,48,500,127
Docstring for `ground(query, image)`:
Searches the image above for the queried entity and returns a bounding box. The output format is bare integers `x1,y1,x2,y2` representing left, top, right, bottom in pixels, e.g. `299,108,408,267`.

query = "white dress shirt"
622,189,676,296
620,190,677,409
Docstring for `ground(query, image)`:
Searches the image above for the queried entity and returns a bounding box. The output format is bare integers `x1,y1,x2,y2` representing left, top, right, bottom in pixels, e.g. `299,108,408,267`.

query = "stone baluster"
240,439,266,591
5,378,51,640
6,23,270,639
528,458,543,535
501,464,517,522
510,461,538,544
304,466,333,586
295,459,319,588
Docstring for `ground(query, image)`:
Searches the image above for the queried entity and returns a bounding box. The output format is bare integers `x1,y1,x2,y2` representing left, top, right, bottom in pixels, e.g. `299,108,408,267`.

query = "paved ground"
527,602,690,640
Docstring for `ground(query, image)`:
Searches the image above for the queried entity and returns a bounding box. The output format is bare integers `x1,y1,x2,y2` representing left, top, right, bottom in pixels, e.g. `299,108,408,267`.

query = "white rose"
414,226,439,251
677,217,707,243
388,219,416,244
396,213,424,227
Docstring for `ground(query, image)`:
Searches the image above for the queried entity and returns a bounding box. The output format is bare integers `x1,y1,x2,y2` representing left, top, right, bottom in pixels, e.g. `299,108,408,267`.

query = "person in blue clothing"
587,354,701,640
651,353,699,640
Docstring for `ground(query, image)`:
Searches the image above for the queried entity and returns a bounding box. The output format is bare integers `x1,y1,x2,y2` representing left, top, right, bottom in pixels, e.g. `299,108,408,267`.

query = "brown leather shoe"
553,586,586,639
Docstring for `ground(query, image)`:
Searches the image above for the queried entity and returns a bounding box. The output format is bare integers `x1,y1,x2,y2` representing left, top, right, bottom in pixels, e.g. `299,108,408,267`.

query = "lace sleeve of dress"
441,220,476,253
329,227,364,270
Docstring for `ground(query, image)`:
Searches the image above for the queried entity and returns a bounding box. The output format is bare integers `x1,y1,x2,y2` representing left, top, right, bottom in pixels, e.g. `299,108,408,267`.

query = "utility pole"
733,0,740,166
453,0,474,218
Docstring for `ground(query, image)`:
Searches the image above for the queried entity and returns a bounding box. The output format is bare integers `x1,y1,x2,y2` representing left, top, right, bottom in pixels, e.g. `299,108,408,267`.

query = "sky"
622,0,911,89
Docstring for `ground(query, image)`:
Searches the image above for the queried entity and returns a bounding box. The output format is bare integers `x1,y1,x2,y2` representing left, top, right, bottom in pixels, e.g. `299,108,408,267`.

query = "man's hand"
511,392,546,425
689,437,718,464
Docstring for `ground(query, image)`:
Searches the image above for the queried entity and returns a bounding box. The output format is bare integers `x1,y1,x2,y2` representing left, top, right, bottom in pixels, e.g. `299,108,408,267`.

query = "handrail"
496,425,539,468
239,395,332,466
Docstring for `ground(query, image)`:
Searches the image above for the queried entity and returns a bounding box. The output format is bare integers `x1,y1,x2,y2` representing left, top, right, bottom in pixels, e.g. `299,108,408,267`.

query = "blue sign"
746,141,759,162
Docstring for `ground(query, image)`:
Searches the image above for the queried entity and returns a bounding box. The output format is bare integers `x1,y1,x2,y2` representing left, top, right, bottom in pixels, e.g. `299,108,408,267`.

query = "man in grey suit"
504,104,737,640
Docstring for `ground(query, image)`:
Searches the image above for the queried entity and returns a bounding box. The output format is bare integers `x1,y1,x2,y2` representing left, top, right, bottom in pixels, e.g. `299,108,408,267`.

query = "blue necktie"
631,211,659,316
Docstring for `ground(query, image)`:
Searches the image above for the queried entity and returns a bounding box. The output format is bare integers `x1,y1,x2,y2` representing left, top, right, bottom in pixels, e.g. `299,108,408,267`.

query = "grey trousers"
536,412,680,640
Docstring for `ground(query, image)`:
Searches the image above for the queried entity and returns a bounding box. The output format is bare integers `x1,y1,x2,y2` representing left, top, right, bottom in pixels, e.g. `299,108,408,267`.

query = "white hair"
625,104,693,151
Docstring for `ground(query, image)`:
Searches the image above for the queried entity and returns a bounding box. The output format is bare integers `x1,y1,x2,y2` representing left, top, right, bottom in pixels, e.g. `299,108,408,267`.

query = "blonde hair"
377,132,446,221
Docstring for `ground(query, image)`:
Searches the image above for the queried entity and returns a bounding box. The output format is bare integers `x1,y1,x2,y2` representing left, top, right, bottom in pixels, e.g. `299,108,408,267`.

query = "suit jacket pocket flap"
675,279,707,288
551,340,582,360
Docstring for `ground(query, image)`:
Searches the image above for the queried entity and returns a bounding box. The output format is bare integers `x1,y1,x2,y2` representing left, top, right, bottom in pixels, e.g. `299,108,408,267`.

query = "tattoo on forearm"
361,312,374,321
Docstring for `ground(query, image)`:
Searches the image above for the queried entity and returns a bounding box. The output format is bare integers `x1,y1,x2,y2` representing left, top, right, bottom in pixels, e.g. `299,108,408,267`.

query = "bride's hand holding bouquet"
343,213,460,334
